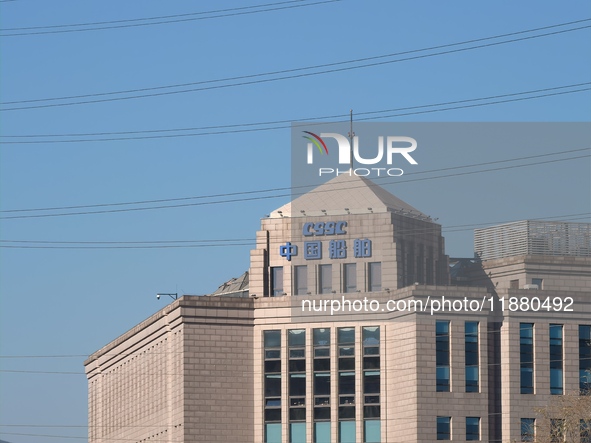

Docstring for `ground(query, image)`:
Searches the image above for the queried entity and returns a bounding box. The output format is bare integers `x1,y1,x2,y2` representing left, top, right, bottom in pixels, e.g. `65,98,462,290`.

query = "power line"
1,82,589,142
1,20,589,111
0,0,340,36
0,148,588,218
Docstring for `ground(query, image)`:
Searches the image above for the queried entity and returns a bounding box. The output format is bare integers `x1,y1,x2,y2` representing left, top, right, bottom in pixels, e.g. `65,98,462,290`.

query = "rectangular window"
264,331,282,425
265,423,282,443
294,266,308,295
550,418,564,443
314,422,331,443
549,324,563,395
581,419,591,443
364,419,381,443
339,421,356,443
437,416,451,440
436,321,450,392
466,417,480,441
290,423,306,443
271,267,284,296
580,325,591,394
510,279,519,289
338,327,355,420
531,278,543,289
520,323,534,394
319,264,332,294
465,322,479,393
343,263,357,293
521,418,535,442
363,326,380,419
289,329,306,422
368,262,381,292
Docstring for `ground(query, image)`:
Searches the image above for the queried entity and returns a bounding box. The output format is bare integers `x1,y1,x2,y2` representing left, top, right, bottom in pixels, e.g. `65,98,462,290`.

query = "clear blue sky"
0,1,590,441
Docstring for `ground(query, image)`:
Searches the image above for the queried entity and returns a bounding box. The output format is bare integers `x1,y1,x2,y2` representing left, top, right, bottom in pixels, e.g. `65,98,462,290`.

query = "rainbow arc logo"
302,131,328,155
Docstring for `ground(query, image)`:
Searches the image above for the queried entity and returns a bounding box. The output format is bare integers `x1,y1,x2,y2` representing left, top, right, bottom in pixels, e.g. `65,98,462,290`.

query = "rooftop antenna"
347,109,355,171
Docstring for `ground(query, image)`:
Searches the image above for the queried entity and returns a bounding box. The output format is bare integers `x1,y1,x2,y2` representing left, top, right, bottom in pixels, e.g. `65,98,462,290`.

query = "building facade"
85,175,591,443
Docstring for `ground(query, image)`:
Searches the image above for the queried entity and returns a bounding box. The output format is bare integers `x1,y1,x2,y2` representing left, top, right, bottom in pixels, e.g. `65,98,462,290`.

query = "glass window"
264,330,281,349
294,266,308,295
319,264,332,294
314,422,331,443
520,323,534,394
550,324,563,395
521,418,535,442
314,373,330,396
437,416,451,440
436,321,450,392
339,327,355,344
271,267,284,296
265,423,282,443
290,423,306,443
314,328,330,346
465,322,479,392
364,371,380,394
265,374,281,397
343,263,357,293
550,419,564,443
531,278,543,288
368,262,381,292
581,419,591,443
364,420,381,443
580,325,591,394
289,329,306,348
466,417,480,441
339,421,356,443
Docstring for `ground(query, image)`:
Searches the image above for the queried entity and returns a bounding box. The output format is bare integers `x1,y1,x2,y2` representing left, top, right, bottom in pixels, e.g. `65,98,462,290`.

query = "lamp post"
156,293,178,301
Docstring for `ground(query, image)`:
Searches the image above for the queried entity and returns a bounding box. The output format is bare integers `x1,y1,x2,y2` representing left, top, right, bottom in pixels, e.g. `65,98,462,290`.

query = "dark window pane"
339,372,355,395
290,349,305,359
314,358,331,371
265,408,282,422
339,346,355,357
521,418,535,442
314,407,331,421
265,360,281,373
338,406,356,419
363,405,381,418
289,359,306,372
319,264,332,294
339,357,355,371
289,408,306,421
290,398,305,406
289,374,306,396
265,374,281,397
363,326,380,346
265,350,280,359
343,264,357,293
364,371,380,394
437,417,451,440
315,397,330,406
368,263,381,292
266,398,281,407
436,367,450,392
295,266,308,295
466,417,480,441
271,267,284,296
314,373,330,396
315,348,330,358
364,356,380,370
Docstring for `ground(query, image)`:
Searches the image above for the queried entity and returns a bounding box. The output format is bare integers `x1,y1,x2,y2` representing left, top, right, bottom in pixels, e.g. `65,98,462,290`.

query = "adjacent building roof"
270,174,429,218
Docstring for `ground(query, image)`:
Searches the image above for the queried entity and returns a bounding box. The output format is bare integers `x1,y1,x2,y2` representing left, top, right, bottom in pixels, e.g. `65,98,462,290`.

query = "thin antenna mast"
348,109,355,171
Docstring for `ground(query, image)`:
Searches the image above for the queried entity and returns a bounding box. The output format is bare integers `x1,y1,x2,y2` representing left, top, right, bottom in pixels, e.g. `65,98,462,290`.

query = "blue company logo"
279,242,298,261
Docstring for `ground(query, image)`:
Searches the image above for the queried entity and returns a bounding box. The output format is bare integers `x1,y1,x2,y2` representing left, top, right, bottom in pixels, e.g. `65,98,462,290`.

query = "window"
520,323,534,394
314,422,331,443
581,419,591,443
290,423,306,443
437,416,451,440
549,324,563,395
531,278,543,289
265,423,282,443
466,417,480,441
338,327,355,420
343,263,357,293
339,421,355,443
271,267,284,296
289,330,306,422
465,322,479,393
313,328,330,424
580,325,591,394
521,418,535,442
364,419,381,443
510,279,519,289
264,331,282,425
368,262,381,292
363,326,380,420
550,418,564,443
319,264,332,294
294,266,308,295
436,321,450,392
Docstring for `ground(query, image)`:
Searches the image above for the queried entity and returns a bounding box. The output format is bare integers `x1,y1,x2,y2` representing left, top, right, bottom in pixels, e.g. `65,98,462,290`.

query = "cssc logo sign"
302,131,418,177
